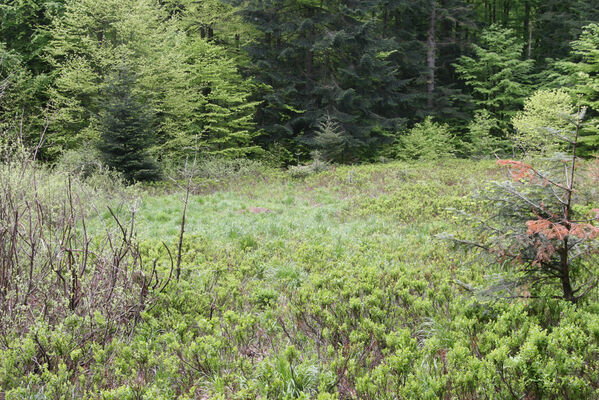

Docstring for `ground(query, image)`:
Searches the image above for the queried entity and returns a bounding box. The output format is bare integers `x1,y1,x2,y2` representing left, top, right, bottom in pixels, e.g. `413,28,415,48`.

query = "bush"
511,89,576,156
54,145,103,177
288,153,330,178
463,109,506,158
395,117,455,160
0,154,168,397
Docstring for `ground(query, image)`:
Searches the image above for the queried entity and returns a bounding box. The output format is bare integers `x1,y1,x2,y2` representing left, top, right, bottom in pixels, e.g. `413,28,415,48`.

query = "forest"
2,0,599,398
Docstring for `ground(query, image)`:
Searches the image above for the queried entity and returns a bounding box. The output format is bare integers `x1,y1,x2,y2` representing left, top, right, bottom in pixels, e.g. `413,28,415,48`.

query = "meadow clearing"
2,158,599,399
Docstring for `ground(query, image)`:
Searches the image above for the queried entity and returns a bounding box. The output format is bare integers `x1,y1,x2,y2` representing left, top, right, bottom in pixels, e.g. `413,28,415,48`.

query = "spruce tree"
534,0,599,62
454,24,534,134
569,23,599,154
97,66,159,182
239,0,406,161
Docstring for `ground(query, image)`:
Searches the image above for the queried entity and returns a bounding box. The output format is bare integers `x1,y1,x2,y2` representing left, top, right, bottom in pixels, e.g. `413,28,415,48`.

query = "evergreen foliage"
239,0,406,159
534,0,599,62
568,23,599,153
454,25,534,133
97,66,159,182
45,0,257,161
464,109,505,157
5,1,599,398
312,114,353,163
396,116,455,160
1,0,599,163
451,101,598,303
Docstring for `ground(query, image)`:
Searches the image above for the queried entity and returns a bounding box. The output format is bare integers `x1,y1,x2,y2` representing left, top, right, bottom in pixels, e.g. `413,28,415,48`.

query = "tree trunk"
524,1,532,59
426,0,437,109
560,100,582,303
383,4,388,37
484,0,489,24
305,17,313,97
503,0,511,26
305,47,313,92
527,19,533,59
560,243,575,302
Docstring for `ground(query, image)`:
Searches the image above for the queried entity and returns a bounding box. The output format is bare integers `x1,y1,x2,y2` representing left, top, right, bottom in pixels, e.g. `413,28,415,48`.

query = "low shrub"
395,117,455,161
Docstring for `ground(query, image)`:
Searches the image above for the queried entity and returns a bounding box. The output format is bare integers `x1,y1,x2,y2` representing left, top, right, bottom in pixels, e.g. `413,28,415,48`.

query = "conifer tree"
97,66,159,182
568,23,599,154
534,0,599,62
240,0,406,160
312,114,353,163
454,24,534,133
449,100,599,303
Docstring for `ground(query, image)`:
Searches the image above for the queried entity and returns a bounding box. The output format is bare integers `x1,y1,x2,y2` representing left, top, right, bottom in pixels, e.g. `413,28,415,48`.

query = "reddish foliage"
532,239,556,266
497,159,535,182
526,218,599,240
526,219,569,240
570,223,599,240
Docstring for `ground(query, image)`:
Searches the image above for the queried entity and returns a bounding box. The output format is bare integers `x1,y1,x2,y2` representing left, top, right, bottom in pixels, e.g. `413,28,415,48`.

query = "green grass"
4,159,599,399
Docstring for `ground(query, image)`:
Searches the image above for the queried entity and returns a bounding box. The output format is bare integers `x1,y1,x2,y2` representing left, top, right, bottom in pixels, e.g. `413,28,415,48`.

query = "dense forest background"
1,0,599,173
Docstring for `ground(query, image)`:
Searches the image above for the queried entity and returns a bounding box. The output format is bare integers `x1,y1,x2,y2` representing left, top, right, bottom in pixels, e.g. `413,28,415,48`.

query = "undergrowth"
1,159,599,399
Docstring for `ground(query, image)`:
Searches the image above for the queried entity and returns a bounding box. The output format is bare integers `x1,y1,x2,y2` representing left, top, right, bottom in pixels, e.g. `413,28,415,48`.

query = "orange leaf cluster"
532,239,556,266
526,219,569,239
497,159,535,182
526,218,599,240
570,223,599,239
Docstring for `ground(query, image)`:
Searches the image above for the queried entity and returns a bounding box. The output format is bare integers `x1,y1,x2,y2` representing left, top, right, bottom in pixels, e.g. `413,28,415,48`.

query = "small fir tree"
568,23,599,154
448,98,599,303
396,117,455,161
464,109,505,158
312,114,353,163
97,66,159,182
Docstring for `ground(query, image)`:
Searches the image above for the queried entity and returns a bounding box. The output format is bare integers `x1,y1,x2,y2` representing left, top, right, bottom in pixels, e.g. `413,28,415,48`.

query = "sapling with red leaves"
447,98,599,303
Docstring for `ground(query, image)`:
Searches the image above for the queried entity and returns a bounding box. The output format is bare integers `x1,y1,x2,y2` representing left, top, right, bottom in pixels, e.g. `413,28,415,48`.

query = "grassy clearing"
3,159,599,399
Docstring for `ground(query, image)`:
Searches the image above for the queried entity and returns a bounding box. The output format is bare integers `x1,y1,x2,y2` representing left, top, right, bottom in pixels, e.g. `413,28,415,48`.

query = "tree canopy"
0,0,598,168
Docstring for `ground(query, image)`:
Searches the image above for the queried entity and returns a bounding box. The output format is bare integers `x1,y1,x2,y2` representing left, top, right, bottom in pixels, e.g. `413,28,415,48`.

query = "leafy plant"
288,160,329,179
463,109,505,158
511,88,576,156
